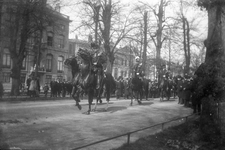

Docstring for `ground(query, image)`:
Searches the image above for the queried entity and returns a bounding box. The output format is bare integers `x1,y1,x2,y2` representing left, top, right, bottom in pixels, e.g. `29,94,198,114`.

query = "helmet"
135,56,140,61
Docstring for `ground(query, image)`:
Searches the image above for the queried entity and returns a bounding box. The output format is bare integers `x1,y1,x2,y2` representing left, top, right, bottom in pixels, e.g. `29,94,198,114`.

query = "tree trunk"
203,2,225,144
104,43,114,74
10,58,21,96
182,17,187,74
142,11,147,75
156,0,164,83
185,18,191,74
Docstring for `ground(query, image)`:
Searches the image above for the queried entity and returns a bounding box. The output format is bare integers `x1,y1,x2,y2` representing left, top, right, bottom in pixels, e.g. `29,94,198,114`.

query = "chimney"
55,3,61,12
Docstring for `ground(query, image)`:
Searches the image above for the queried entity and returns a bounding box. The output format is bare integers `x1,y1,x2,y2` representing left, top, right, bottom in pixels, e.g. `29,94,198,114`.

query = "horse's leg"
168,90,171,101
93,98,98,112
138,90,142,104
105,85,110,111
159,90,162,101
72,86,82,110
130,90,133,106
87,89,95,115
161,90,164,101
92,89,98,112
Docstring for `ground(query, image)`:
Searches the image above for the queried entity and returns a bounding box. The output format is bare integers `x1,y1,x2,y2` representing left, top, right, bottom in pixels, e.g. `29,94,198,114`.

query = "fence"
72,114,196,150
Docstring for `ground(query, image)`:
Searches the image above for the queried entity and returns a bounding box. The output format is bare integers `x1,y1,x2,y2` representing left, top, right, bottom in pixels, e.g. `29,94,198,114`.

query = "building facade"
0,2,71,91
112,46,134,80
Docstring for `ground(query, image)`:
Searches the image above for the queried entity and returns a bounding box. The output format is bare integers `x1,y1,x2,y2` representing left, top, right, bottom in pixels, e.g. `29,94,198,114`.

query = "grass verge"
112,116,225,150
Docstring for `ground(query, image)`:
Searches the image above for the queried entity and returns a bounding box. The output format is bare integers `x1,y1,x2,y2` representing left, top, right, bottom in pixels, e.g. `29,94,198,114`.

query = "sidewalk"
1,92,118,101
1,93,73,101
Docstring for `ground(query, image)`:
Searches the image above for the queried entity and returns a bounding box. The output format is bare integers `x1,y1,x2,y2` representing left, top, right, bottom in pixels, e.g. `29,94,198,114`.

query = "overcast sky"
59,0,207,63
60,0,207,40
60,0,172,38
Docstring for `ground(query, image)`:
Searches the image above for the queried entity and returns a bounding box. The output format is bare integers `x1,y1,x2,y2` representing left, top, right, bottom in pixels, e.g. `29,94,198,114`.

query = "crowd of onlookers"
0,73,202,114
25,77,74,98
0,81,3,100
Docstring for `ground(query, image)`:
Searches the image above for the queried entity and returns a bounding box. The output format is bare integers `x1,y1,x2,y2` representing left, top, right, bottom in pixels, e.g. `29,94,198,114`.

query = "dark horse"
142,78,151,100
65,48,115,114
93,68,116,111
129,76,143,106
159,76,172,101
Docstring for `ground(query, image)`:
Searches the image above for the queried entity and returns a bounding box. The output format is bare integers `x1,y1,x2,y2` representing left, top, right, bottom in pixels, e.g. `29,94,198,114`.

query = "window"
57,56,64,72
2,48,11,68
20,74,26,84
121,70,124,77
57,76,63,82
114,68,118,79
121,58,124,65
47,32,53,46
124,71,127,78
46,54,53,72
69,44,72,54
58,35,64,48
60,25,65,30
21,58,26,70
46,75,52,86
125,60,127,66
3,72,10,83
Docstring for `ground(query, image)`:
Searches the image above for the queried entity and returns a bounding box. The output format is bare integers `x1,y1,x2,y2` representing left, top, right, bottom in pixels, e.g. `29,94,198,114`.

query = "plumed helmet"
135,56,140,61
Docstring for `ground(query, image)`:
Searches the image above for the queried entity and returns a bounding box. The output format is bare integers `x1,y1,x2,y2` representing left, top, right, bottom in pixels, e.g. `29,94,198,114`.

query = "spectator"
0,81,4,100
62,79,67,97
43,83,49,97
29,77,36,97
36,77,40,97
120,78,124,98
26,76,31,96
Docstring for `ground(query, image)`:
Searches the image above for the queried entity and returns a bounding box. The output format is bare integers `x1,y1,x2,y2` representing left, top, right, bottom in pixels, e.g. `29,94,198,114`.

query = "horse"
129,76,143,106
93,71,116,111
159,76,172,101
142,78,151,100
64,49,97,114
65,48,114,114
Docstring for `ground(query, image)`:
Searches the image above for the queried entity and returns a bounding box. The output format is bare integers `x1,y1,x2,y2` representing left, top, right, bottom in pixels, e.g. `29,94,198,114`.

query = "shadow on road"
139,102,154,106
160,98,176,102
94,106,127,113
108,106,127,113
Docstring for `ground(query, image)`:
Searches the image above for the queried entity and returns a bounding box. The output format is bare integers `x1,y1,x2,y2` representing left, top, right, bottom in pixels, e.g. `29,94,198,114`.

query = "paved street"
0,97,193,150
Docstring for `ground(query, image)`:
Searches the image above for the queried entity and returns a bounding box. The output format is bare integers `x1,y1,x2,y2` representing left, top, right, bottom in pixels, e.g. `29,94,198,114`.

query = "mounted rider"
90,42,107,89
133,56,144,80
91,43,104,71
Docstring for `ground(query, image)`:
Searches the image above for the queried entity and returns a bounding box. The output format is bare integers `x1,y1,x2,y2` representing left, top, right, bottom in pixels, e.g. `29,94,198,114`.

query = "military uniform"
133,62,144,78
190,76,202,114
